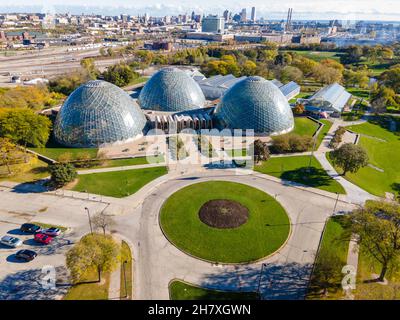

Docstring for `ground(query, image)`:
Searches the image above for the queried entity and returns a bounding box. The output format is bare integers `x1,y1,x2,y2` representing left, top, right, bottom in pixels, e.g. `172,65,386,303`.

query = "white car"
42,227,61,237
1,235,23,248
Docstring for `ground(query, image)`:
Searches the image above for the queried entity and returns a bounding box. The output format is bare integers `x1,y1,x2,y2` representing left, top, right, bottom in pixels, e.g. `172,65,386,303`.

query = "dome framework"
215,76,294,135
54,80,147,148
138,67,206,112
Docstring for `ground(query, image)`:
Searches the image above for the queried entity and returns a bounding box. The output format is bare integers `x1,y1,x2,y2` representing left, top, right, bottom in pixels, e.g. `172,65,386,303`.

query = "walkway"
108,238,122,300
314,119,377,204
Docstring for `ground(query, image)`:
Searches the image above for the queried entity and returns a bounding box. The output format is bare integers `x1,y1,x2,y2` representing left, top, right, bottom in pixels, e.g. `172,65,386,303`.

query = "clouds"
1,0,400,21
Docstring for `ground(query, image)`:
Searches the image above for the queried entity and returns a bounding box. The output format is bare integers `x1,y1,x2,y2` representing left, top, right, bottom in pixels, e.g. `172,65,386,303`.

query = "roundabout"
159,181,290,263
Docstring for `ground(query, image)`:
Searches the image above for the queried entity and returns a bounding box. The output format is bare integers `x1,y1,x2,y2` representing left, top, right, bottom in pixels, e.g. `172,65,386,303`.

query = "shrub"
272,134,312,153
49,163,77,187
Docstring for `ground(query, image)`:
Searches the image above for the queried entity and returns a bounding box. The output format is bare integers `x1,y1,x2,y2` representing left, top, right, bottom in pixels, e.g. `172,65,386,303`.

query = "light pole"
85,207,93,235
332,192,340,215
256,263,266,299
123,260,128,299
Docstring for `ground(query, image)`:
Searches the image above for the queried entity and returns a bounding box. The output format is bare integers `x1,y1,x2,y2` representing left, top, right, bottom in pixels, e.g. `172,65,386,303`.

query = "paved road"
0,166,357,300
114,169,356,300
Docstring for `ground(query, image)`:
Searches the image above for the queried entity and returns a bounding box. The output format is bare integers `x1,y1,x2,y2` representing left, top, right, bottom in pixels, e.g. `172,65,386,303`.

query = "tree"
80,58,99,79
49,163,77,187
312,64,343,84
66,233,120,283
241,60,257,76
311,251,343,296
92,212,116,235
350,200,400,282
102,63,138,87
293,103,305,115
381,67,400,94
0,137,18,174
330,143,368,176
280,66,303,83
251,139,270,163
0,109,52,151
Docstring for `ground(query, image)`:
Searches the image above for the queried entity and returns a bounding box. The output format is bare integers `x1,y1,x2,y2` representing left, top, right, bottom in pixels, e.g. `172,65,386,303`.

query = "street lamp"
332,192,340,215
256,263,266,299
84,207,93,235
122,260,128,299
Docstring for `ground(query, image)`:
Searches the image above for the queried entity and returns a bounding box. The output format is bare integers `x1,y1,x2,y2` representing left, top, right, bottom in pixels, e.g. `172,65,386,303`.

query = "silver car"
1,235,23,248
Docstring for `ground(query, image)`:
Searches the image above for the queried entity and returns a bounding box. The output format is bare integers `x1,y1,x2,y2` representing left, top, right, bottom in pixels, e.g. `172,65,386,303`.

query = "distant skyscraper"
202,15,225,33
223,10,229,22
251,7,256,23
240,8,247,22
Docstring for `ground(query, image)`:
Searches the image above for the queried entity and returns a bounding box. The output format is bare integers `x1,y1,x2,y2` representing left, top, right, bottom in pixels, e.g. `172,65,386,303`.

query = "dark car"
15,249,37,261
20,223,42,234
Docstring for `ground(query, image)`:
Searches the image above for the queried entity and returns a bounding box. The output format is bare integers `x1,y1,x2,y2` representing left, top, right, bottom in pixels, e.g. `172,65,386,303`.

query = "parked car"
0,235,22,248
15,249,37,261
34,233,53,245
42,227,61,237
20,223,42,234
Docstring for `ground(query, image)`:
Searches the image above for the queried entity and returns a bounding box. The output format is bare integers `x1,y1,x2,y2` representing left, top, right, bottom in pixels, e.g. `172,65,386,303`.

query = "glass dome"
215,76,294,135
54,80,147,147
138,67,206,112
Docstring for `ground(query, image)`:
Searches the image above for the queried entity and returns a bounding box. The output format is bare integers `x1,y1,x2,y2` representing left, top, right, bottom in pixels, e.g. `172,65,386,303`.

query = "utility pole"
307,134,318,172
84,207,93,235
123,260,128,298
332,192,340,215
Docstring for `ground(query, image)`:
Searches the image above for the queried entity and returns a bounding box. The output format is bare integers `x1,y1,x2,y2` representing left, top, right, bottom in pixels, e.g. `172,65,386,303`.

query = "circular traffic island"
160,181,290,263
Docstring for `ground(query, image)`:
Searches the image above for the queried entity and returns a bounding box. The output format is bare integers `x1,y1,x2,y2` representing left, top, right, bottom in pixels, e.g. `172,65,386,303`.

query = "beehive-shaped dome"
215,76,294,135
54,80,147,147
138,67,206,112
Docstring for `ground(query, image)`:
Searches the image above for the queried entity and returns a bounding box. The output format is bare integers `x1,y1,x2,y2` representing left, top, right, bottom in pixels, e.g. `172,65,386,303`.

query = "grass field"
292,117,319,137
329,121,400,197
316,119,333,148
307,216,351,299
254,155,346,194
353,246,400,299
64,270,110,300
120,241,133,299
81,155,165,170
72,166,168,198
0,158,49,183
30,147,98,161
346,88,370,100
224,149,247,157
282,50,344,62
169,280,259,300
160,181,290,263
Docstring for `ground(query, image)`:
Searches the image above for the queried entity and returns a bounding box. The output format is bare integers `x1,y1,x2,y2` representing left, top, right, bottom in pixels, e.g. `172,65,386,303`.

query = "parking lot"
0,219,76,299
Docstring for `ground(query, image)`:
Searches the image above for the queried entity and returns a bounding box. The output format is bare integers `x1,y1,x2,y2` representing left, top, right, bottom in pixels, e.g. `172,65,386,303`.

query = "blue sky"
2,0,400,21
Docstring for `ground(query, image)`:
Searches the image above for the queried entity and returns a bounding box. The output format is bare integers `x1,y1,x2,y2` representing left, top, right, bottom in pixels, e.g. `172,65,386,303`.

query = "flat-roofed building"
201,15,225,33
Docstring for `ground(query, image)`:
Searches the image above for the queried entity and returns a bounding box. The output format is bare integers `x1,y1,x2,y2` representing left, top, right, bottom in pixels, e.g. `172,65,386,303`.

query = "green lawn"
289,92,311,104
30,147,98,161
307,216,351,299
346,88,370,100
292,117,319,137
0,158,49,183
329,121,400,197
169,280,259,300
254,155,346,194
160,181,290,263
224,149,247,157
63,267,110,300
72,166,168,198
120,241,133,299
282,50,344,62
316,119,333,148
82,155,165,170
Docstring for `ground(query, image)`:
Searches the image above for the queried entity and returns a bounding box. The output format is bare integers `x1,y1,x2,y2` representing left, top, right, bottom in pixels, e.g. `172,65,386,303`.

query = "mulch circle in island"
198,199,249,229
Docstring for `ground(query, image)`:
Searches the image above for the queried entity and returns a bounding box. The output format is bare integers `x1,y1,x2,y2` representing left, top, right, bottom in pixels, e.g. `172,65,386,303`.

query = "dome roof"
138,67,206,112
215,76,294,135
54,80,147,147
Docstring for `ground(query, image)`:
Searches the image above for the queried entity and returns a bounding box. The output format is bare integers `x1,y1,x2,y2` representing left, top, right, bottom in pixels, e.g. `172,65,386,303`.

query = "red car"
34,233,53,245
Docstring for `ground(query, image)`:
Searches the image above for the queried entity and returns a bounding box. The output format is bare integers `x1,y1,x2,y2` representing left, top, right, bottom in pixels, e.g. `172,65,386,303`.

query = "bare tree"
91,212,116,235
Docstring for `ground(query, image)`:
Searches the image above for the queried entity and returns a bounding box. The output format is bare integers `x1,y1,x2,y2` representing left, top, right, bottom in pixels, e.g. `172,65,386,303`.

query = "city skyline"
1,1,400,21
